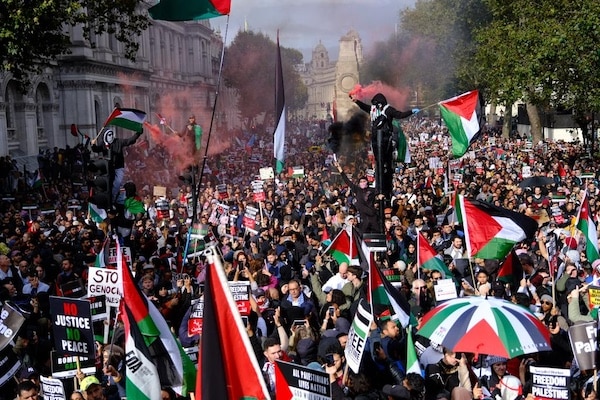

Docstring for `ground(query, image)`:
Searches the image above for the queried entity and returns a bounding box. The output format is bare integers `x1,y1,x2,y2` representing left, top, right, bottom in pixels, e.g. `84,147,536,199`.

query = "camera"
324,353,335,367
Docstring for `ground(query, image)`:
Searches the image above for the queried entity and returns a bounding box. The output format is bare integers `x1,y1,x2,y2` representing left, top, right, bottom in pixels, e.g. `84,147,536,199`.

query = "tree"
0,0,149,86
222,30,307,126
476,0,600,145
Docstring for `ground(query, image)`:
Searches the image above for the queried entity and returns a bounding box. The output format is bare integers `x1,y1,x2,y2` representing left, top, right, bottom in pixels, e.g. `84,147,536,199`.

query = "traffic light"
88,159,112,210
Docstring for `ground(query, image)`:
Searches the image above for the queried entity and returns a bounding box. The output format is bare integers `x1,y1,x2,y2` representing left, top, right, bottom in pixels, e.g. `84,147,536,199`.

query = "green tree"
476,0,600,145
0,0,148,86
222,30,307,126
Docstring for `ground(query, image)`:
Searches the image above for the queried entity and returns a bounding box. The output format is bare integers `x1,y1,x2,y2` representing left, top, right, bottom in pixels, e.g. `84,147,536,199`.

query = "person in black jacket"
334,159,381,233
350,92,418,199
91,128,143,202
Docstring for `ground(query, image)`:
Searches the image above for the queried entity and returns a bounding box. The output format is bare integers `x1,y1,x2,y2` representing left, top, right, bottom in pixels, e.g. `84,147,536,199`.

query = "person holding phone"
424,348,473,400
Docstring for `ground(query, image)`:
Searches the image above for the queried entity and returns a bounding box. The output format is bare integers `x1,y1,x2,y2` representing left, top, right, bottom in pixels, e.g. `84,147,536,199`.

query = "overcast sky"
212,0,417,61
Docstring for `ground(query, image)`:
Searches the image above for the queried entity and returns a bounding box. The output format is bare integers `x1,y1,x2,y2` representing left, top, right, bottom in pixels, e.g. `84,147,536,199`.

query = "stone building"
0,17,229,161
297,30,363,122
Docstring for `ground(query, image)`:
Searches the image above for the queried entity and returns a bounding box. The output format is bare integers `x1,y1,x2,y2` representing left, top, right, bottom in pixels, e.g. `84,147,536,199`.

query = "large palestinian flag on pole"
576,191,600,263
273,31,286,174
103,108,146,132
149,0,231,21
197,247,270,399
439,90,483,158
118,241,195,396
459,196,538,260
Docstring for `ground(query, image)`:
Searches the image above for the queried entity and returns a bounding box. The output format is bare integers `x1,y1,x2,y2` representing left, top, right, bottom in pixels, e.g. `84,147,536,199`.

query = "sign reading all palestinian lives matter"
530,366,570,400
40,375,66,400
568,322,597,371
0,303,26,351
49,297,95,357
275,360,331,400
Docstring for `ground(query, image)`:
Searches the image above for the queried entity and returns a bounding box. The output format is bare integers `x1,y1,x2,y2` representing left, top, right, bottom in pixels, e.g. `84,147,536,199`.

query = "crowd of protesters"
1,108,600,400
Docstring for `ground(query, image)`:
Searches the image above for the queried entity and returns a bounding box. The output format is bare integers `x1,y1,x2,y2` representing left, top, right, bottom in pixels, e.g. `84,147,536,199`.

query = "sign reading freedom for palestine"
49,297,95,358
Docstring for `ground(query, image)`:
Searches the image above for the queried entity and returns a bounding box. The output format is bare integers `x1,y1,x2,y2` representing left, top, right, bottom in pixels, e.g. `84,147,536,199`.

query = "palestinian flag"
118,241,195,396
393,120,411,163
576,191,600,263
323,226,360,266
94,238,109,268
103,108,146,132
27,170,43,189
365,240,411,327
149,0,230,21
439,90,483,158
417,233,452,280
406,327,423,377
88,202,107,224
121,302,162,400
497,250,524,292
459,195,538,260
197,247,270,399
273,32,286,174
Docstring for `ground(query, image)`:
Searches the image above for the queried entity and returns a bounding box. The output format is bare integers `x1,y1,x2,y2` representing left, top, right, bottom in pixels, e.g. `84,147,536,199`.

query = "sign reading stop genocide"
87,267,123,307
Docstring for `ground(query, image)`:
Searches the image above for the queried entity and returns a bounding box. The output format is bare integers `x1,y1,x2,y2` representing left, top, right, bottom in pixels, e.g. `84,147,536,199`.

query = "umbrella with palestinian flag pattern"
417,296,551,358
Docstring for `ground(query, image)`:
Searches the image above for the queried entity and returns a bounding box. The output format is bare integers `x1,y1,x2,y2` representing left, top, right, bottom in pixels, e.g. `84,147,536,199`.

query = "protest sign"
60,278,86,298
108,246,132,268
275,360,331,400
252,180,266,202
87,267,123,307
0,302,26,351
40,376,66,400
50,297,95,357
259,167,274,180
568,321,597,371
345,299,373,374
243,206,259,233
530,366,570,400
433,279,458,301
229,281,251,316
188,299,204,336
0,346,21,386
88,295,108,322
51,352,96,379
184,346,199,364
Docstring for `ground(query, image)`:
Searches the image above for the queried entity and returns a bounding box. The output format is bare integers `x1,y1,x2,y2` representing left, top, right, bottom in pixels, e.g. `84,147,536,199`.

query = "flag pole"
194,15,230,221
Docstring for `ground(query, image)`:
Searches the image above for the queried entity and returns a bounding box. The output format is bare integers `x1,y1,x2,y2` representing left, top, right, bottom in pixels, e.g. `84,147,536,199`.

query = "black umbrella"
518,176,555,189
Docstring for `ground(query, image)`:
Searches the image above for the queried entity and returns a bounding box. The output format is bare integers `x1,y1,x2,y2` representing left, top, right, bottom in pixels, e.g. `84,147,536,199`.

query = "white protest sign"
345,299,373,373
87,267,123,307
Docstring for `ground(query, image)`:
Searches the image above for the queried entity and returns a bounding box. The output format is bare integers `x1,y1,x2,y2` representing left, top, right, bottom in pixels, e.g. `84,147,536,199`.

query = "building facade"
0,17,229,160
297,30,363,122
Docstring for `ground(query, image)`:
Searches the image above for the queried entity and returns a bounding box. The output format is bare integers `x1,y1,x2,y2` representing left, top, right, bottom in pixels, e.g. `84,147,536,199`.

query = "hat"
334,317,350,334
345,215,355,224
382,384,410,399
252,289,265,298
72,220,80,226
555,228,570,237
143,263,154,270
19,366,38,380
540,294,554,305
231,205,239,211
80,375,101,391
384,207,393,214
10,250,21,258
486,355,508,367
305,202,312,209
138,256,147,263
391,216,400,222
566,249,580,264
